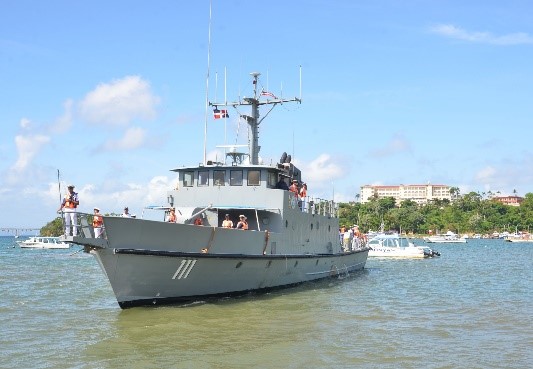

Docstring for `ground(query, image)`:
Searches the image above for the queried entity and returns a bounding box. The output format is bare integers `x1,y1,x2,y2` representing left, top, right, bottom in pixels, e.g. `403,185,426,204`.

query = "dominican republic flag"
261,90,277,99
213,109,229,119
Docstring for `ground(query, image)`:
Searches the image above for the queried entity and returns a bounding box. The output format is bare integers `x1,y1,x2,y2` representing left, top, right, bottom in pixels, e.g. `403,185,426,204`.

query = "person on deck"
92,207,103,238
289,180,299,195
194,217,203,226
222,214,234,228
236,215,246,230
57,185,79,236
168,208,177,223
276,176,289,190
122,207,131,218
299,183,307,210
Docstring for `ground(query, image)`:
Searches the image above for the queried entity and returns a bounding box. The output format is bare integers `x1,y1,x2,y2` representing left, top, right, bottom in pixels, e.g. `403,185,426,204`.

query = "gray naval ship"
64,72,370,308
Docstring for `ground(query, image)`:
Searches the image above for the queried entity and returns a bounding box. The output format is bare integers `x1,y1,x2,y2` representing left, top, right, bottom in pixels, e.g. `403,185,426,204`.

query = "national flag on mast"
213,108,229,119
261,90,277,99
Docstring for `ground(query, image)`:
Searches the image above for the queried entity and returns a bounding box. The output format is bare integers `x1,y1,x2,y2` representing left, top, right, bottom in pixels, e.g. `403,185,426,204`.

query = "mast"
209,72,301,165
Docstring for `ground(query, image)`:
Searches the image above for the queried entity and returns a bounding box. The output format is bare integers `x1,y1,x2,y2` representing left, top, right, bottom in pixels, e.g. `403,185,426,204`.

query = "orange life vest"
289,184,298,194
92,215,103,227
168,212,177,223
64,193,77,208
299,188,307,198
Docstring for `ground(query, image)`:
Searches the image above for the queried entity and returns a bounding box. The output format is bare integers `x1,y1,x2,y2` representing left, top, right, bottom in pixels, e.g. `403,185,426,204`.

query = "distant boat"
368,233,440,258
17,236,70,249
424,231,467,243
505,233,533,243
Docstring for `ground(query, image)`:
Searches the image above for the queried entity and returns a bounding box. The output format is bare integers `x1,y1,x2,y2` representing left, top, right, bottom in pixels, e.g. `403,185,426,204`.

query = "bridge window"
247,170,260,186
268,172,277,187
230,170,243,186
183,171,194,187
214,170,225,186
198,170,209,186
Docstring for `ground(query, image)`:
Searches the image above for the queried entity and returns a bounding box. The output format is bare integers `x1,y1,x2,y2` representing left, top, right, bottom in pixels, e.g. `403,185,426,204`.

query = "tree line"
338,192,533,235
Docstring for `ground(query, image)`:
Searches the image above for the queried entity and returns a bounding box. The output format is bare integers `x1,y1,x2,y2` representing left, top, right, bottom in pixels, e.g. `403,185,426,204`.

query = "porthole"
310,223,314,230
285,220,288,228
328,225,331,232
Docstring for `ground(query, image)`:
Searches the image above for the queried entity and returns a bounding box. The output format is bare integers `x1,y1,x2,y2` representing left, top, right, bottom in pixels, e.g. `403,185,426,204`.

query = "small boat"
368,233,440,258
424,231,467,243
17,236,70,249
505,233,533,243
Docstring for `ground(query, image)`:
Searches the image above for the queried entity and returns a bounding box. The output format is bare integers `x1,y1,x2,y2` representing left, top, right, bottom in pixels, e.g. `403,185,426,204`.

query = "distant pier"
0,228,40,237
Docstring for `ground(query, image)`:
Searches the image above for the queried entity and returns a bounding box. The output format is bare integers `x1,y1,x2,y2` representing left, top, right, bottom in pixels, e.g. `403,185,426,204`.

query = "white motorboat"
368,233,440,258
17,236,70,249
424,231,467,243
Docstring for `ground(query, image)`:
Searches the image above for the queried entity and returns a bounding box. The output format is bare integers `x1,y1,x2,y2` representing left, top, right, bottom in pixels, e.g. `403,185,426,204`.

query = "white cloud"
102,127,147,151
49,99,73,134
430,24,533,45
20,118,31,129
12,134,50,172
79,76,160,125
299,154,344,186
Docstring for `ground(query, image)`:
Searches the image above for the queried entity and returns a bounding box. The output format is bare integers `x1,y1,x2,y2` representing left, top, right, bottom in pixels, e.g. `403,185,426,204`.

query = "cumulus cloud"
300,154,344,184
102,127,147,151
79,76,160,125
430,24,533,45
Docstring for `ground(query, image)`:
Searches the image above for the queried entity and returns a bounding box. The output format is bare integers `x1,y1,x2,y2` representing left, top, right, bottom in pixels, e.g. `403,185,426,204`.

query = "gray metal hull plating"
84,217,368,308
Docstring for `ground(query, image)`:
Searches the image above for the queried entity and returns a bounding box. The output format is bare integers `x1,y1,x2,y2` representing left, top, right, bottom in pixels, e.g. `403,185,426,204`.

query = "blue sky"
1,0,532,230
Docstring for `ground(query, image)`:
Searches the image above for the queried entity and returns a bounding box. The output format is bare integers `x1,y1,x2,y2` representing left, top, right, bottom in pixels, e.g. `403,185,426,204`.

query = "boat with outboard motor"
367,233,440,258
62,72,370,308
17,236,70,249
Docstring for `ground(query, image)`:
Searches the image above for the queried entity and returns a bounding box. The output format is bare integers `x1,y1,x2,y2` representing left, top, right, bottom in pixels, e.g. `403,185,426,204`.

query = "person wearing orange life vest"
289,179,299,195
57,184,79,236
92,207,104,238
168,208,177,223
299,182,308,210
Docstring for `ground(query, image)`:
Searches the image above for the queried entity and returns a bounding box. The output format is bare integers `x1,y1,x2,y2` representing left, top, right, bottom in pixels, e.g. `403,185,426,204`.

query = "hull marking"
172,259,197,280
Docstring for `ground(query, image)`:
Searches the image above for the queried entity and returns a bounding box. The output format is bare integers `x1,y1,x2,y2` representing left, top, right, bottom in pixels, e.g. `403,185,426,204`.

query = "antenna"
203,0,213,165
299,65,302,101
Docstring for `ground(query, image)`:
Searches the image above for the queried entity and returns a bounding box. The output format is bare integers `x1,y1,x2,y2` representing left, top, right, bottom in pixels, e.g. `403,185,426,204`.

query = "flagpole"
203,0,213,165
224,67,227,147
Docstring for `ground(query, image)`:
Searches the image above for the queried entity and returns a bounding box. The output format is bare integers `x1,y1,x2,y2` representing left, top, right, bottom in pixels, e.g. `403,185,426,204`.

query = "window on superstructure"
214,170,225,186
267,172,277,187
230,170,243,186
198,170,209,186
247,170,260,186
183,171,194,187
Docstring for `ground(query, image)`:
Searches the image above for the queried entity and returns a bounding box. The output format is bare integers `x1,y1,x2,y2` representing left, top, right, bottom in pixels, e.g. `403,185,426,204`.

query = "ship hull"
91,247,368,308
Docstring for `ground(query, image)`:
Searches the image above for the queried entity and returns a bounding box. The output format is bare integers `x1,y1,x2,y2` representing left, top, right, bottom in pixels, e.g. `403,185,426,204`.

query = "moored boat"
424,231,467,243
17,236,70,249
368,233,440,258
62,72,370,308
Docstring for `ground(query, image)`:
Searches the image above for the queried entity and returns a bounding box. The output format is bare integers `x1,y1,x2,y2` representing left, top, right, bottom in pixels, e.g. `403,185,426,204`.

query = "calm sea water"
0,237,531,369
